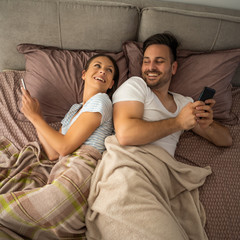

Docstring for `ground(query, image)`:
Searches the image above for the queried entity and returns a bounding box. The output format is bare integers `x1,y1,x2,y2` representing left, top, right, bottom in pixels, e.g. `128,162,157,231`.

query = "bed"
0,0,239,239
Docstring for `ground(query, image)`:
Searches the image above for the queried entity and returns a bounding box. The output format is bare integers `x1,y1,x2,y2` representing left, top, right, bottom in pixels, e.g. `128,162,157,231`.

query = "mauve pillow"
123,41,143,78
123,41,240,123
170,49,240,123
17,44,128,122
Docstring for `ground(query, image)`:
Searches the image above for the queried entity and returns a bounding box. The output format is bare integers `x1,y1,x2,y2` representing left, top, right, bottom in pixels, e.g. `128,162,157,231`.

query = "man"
113,33,232,156
86,33,232,240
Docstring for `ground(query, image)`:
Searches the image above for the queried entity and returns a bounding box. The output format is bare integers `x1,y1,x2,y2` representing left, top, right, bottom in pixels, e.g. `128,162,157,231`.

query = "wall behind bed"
0,0,240,86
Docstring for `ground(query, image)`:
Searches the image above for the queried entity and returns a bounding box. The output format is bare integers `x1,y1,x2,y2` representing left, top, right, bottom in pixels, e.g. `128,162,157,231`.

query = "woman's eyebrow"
94,61,114,68
93,61,102,64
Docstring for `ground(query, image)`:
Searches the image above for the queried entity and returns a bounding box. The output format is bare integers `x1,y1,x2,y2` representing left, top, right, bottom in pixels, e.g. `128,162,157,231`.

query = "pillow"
17,44,128,122
123,41,240,123
122,41,143,78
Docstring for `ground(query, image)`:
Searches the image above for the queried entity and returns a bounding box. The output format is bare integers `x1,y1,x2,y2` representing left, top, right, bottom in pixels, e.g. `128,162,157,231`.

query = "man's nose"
148,62,156,71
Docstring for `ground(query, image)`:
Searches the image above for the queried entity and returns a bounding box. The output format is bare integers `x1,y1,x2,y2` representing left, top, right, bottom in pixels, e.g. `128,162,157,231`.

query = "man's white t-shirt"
112,76,193,156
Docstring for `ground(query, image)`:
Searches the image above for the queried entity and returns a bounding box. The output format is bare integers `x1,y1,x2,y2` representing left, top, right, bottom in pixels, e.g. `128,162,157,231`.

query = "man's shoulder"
114,76,147,95
120,76,146,87
113,76,148,104
170,91,194,106
170,91,192,99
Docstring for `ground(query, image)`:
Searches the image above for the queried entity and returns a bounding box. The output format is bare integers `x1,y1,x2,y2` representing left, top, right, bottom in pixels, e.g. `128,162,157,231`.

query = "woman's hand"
21,88,42,123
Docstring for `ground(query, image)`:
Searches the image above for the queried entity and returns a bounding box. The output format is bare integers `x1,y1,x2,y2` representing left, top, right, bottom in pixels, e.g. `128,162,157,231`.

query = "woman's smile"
94,76,106,83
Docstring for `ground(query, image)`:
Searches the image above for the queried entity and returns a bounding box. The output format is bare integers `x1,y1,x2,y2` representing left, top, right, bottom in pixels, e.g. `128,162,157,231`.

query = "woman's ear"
82,70,86,81
172,61,178,75
109,80,114,89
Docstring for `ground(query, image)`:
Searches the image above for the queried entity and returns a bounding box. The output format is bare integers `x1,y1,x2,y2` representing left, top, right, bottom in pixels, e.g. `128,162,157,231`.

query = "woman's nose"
99,69,106,74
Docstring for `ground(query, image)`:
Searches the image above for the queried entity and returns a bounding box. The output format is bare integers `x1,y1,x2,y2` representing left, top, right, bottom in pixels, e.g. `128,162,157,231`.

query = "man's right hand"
175,101,205,131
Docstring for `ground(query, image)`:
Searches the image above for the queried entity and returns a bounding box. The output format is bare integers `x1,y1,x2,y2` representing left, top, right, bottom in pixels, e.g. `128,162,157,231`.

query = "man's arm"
193,121,232,147
113,101,199,146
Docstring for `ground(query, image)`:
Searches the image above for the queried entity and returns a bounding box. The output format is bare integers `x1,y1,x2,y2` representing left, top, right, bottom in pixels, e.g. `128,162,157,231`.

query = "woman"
0,54,119,240
21,53,119,160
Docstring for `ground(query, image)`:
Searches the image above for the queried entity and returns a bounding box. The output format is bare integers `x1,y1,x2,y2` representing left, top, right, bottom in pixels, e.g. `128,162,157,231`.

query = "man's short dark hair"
143,32,180,62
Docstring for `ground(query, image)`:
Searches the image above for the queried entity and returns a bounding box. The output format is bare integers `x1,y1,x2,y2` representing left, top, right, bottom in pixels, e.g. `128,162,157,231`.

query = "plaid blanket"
0,136,101,240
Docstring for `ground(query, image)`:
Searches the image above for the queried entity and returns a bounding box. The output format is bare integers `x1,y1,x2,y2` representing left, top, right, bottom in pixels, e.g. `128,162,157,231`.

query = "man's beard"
142,69,172,90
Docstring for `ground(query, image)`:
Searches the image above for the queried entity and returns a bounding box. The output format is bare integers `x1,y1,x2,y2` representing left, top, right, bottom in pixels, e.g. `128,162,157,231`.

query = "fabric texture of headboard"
1,0,240,78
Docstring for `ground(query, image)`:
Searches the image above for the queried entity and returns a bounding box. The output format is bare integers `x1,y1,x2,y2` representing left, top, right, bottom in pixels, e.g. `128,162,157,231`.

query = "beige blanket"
86,135,212,240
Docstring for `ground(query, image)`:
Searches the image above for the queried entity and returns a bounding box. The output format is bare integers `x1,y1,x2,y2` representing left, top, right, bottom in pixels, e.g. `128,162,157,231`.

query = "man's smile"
144,71,161,79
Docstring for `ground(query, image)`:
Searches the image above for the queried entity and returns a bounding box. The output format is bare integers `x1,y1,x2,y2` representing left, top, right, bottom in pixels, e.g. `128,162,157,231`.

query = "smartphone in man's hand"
198,87,216,103
21,78,27,90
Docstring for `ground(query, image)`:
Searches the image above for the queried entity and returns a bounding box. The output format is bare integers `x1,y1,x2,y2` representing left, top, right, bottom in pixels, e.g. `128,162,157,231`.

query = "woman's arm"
28,112,101,156
21,89,101,159
21,89,59,160
37,131,60,161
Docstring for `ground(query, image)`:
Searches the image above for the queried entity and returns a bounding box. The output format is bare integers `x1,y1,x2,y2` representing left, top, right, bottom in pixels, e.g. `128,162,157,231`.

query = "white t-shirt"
112,77,193,156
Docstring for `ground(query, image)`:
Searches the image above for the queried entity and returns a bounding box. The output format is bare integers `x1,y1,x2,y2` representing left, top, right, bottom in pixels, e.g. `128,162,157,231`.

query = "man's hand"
195,99,215,129
176,101,205,131
192,99,232,147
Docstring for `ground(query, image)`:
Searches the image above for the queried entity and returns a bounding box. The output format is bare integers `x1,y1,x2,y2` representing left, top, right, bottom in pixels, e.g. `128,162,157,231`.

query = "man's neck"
152,88,177,113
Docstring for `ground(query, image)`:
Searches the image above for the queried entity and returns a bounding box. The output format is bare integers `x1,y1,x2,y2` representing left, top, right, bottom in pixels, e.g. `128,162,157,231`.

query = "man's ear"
172,61,178,75
82,70,86,80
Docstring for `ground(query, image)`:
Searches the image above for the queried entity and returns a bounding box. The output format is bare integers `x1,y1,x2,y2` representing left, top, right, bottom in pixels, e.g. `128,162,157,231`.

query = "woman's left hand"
21,88,42,122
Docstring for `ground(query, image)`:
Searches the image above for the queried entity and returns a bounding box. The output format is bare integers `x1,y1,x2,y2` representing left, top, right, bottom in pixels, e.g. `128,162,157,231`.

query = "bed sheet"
0,70,239,239
0,70,61,149
175,87,240,239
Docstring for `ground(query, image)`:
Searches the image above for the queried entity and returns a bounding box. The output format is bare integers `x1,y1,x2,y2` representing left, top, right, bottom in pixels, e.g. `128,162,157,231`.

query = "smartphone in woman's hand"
21,78,27,90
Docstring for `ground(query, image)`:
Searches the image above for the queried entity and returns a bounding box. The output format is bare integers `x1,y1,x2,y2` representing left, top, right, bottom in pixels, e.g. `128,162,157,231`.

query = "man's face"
141,44,177,90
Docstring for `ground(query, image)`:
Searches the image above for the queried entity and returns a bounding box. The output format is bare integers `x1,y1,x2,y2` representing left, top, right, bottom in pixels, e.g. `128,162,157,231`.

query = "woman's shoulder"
84,93,112,112
90,93,111,102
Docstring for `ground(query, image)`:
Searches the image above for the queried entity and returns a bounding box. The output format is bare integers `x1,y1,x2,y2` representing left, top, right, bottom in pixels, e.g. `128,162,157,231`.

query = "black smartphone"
198,87,216,103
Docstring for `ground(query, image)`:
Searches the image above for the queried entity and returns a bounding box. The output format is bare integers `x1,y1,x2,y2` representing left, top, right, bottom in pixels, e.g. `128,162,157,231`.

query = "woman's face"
82,56,115,93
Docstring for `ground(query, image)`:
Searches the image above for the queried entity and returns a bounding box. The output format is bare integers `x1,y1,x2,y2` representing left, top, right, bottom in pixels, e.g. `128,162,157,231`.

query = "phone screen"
21,78,27,90
198,87,216,102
